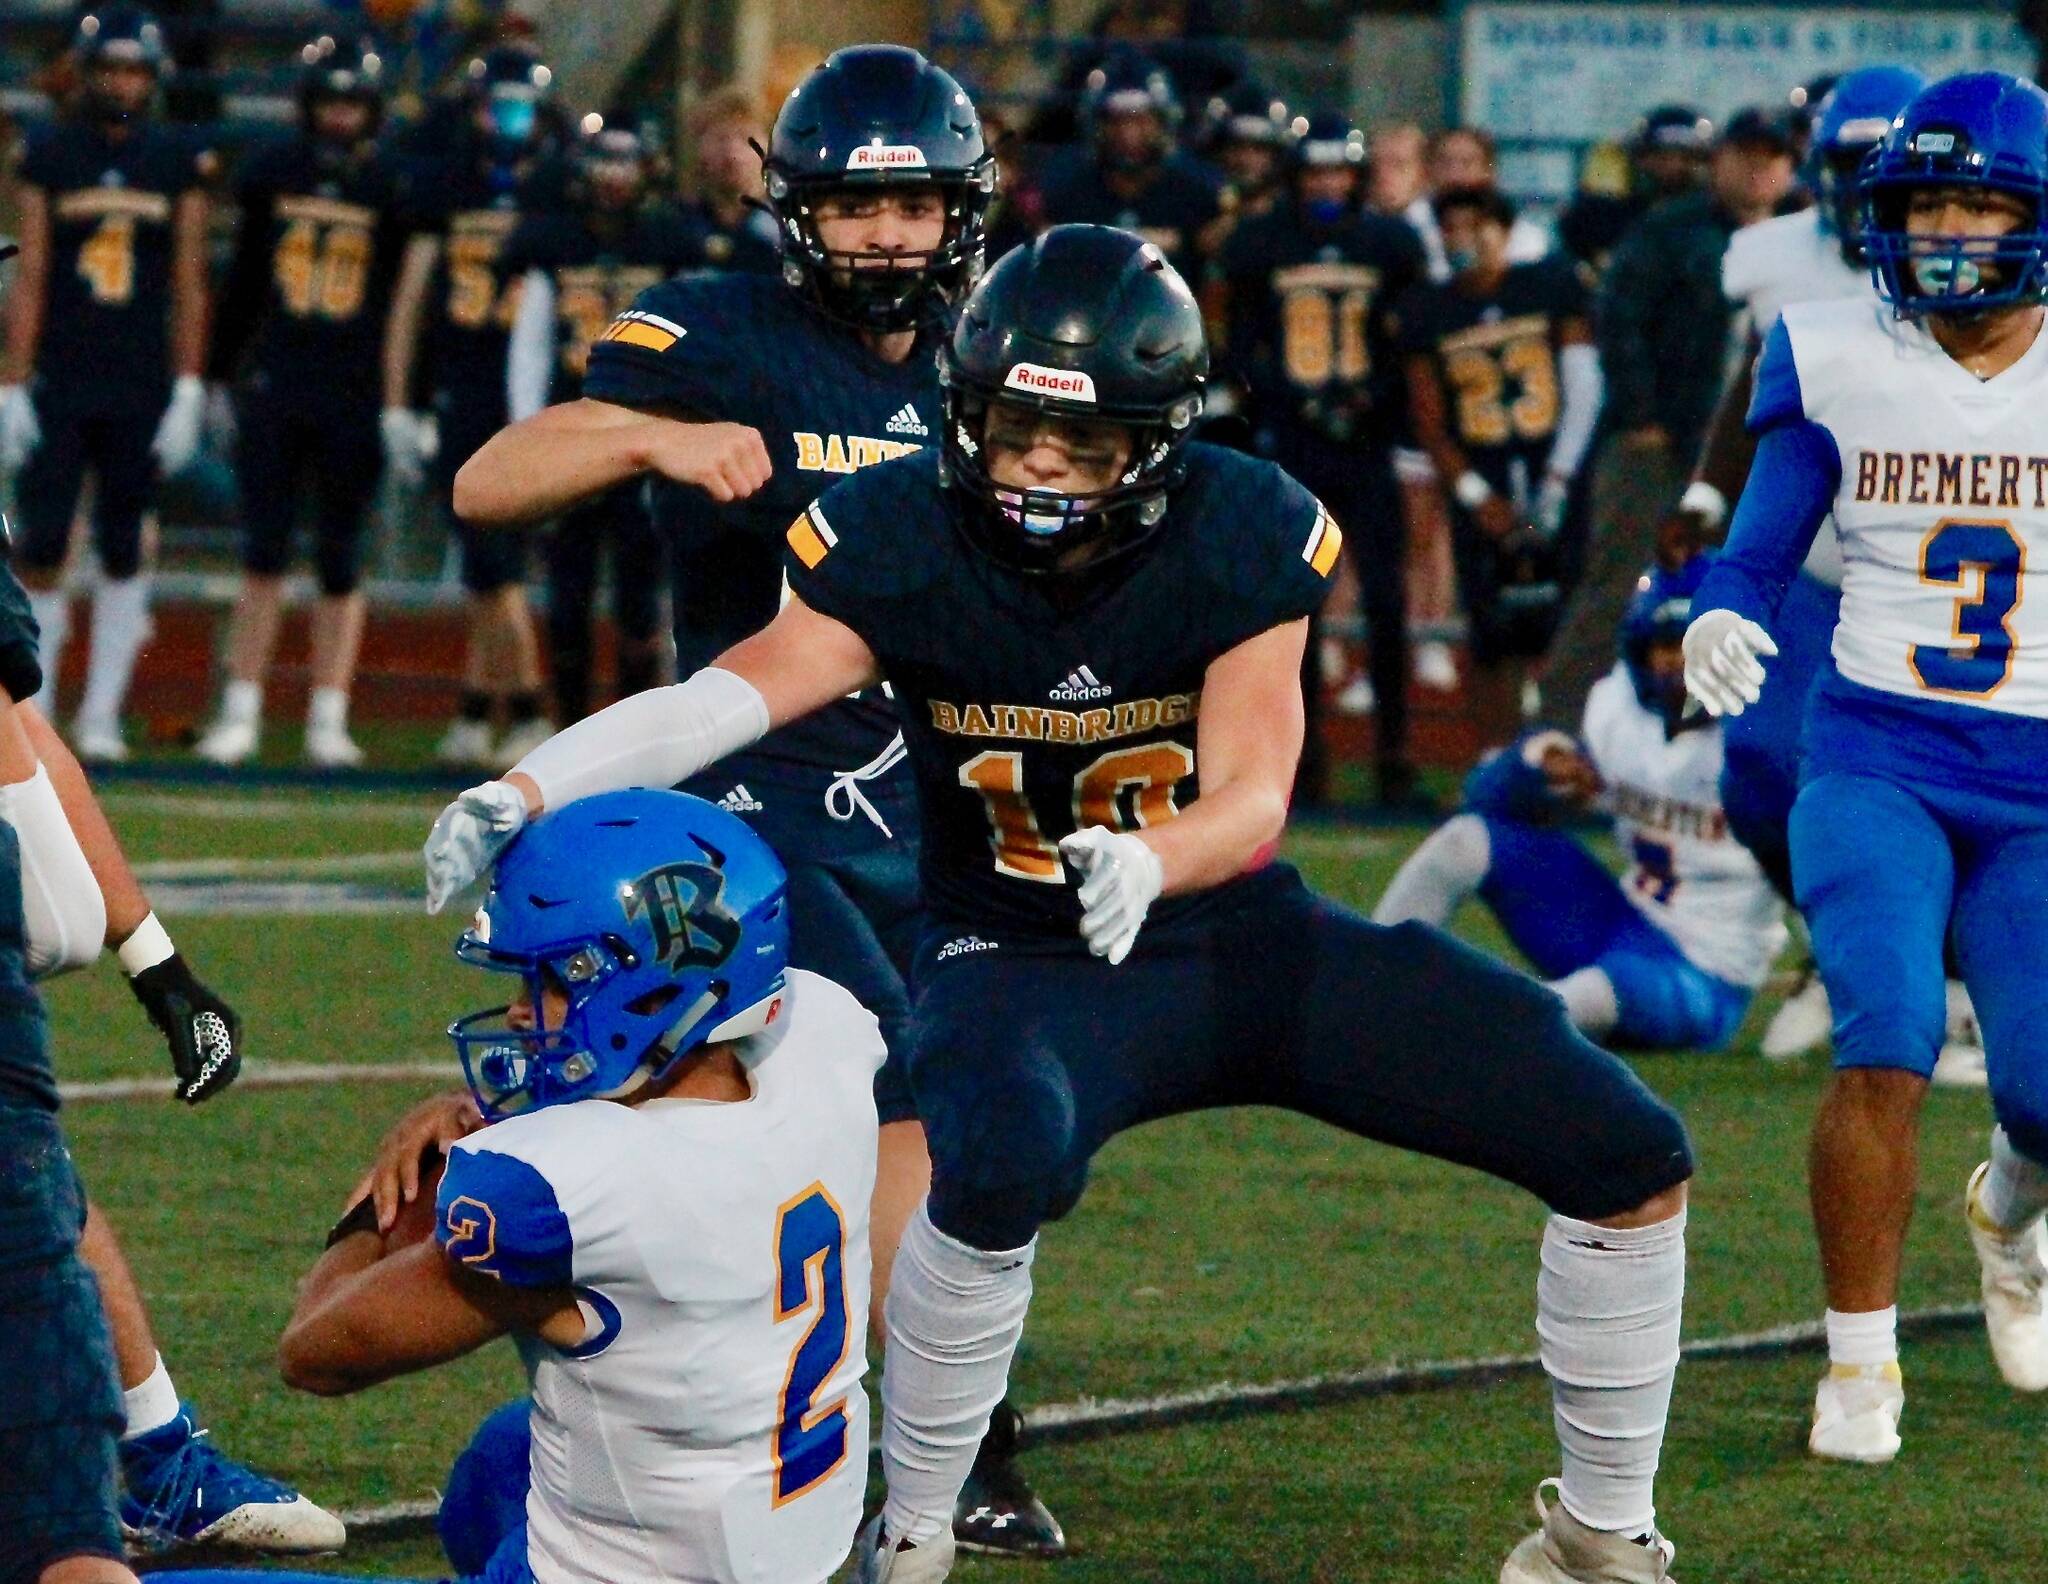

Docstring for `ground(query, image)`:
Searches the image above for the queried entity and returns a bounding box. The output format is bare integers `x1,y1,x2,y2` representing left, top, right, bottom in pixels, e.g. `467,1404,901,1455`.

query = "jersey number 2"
961,742,1195,882
1912,518,2025,697
772,1183,850,1506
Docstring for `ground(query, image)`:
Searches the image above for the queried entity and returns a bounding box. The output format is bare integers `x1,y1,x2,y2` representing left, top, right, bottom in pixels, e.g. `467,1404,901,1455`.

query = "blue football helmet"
1808,65,1927,248
1859,72,2048,315
1622,556,1711,729
449,789,789,1120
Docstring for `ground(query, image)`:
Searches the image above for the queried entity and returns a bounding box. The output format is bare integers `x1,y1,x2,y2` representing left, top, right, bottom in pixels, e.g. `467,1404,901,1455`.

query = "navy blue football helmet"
1622,555,1711,729
1202,79,1291,152
449,790,790,1120
1859,72,2048,315
465,42,554,159
939,224,1207,577
298,35,387,150
1081,48,1181,171
764,45,993,333
74,4,167,123
1808,65,1926,249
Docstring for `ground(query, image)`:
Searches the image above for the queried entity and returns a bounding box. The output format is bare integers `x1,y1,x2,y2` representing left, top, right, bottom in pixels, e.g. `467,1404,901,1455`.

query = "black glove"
128,953,243,1103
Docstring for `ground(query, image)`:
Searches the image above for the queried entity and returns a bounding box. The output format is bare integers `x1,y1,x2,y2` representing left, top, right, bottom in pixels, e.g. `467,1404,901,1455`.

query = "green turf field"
59,784,2015,1582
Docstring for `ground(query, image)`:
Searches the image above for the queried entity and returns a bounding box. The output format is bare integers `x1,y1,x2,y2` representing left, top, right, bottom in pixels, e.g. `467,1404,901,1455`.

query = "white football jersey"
1582,666,1785,988
1722,207,1871,589
1777,297,2048,719
438,969,884,1584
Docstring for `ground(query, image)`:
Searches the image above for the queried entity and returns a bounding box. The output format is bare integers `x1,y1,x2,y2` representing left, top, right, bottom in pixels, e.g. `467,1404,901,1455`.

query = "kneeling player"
1376,557,1783,1050
163,788,880,1584
429,226,1694,1584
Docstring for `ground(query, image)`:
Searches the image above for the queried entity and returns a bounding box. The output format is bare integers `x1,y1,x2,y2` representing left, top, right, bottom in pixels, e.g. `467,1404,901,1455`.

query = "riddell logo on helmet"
847,144,928,170
1004,363,1098,403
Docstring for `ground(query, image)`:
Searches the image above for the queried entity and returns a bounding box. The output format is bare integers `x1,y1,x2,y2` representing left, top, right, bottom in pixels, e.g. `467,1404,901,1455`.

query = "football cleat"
1761,962,1831,1061
1965,1161,2048,1390
194,716,260,767
1414,639,1460,693
1807,1362,1903,1463
954,1399,1066,1558
1335,673,1376,715
73,717,130,765
494,715,556,769
1499,1478,1676,1583
434,716,496,769
303,723,366,770
120,1402,346,1553
854,1513,955,1584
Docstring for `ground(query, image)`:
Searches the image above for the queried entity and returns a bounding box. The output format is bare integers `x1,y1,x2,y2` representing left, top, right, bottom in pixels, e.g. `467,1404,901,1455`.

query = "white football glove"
1058,826,1164,967
0,383,41,474
424,780,530,915
381,406,431,488
1681,609,1779,718
150,375,206,475
1533,472,1572,539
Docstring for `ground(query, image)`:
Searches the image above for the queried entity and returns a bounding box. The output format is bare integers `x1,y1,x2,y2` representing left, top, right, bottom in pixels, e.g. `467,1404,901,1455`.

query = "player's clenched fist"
642,420,772,503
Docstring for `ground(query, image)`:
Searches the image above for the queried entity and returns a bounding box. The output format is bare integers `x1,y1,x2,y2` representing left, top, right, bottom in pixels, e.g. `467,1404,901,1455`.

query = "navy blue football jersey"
501,205,706,406
1035,150,1224,281
1394,259,1592,499
208,135,413,404
13,119,213,394
412,154,534,398
785,444,1340,937
1217,205,1425,445
674,198,780,276
583,271,939,783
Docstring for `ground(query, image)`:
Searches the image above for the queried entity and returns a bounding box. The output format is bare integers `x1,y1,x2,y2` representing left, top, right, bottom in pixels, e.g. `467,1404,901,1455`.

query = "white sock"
1372,811,1490,927
218,678,262,727
1978,1127,2048,1233
1825,1305,1897,1369
122,1352,181,1439
1550,966,1620,1038
77,575,152,732
26,588,70,718
1538,1208,1685,1536
879,1202,1035,1547
308,685,349,733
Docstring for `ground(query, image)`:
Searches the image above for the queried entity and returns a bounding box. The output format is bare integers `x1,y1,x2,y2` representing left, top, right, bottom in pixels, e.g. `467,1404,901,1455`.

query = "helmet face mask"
466,45,554,163
75,6,167,126
1621,559,1710,734
299,36,386,159
769,170,994,333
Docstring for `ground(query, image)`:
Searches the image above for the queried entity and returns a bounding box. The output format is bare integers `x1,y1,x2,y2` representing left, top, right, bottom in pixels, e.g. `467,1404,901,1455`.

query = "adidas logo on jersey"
716,784,765,814
1049,665,1112,702
936,934,998,961
884,404,929,437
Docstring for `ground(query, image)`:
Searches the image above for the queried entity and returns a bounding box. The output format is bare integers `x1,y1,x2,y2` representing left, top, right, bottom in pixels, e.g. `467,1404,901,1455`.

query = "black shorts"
0,1107,124,1584
1450,504,1590,665
236,380,382,595
12,381,166,579
906,864,1693,1251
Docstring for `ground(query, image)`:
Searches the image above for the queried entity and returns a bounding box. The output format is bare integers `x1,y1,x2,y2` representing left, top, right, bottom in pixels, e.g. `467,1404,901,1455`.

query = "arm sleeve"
1460,731,1575,824
506,270,556,423
436,1143,574,1288
1693,421,1840,628
1547,341,1604,480
0,764,105,979
1594,229,1660,427
513,667,771,813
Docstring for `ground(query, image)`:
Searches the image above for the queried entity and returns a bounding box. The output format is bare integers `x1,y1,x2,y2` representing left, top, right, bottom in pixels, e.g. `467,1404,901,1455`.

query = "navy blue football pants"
908,864,1695,1253
12,383,164,579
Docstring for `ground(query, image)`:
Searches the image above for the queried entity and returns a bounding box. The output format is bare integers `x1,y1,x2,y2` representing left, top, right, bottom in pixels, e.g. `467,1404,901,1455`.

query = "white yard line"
135,850,420,880
60,1059,452,1103
103,792,441,822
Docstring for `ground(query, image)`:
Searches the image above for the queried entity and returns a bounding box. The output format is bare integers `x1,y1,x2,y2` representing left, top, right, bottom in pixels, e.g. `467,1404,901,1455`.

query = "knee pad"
921,1053,1087,1251
1988,1004,2048,1164
1532,1007,1696,1220
314,533,364,599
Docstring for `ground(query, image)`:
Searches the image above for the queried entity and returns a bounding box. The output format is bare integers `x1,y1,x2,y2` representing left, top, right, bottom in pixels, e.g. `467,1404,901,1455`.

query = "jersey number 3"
772,1184,850,1506
1911,518,2025,697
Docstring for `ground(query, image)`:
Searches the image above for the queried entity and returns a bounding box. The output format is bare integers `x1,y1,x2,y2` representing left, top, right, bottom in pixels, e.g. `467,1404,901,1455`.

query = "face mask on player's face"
1440,210,1505,279
310,96,375,149
982,403,1137,532
89,62,155,122
812,189,950,275
1904,184,2034,298
1298,165,1356,224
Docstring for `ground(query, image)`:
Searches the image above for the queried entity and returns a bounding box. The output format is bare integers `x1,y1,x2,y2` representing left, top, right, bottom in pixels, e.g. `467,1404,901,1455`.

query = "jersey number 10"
962,742,1196,881
772,1183,851,1507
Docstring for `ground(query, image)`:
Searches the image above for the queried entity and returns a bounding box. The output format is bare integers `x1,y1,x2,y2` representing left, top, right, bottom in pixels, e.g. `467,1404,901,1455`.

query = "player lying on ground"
1376,555,1782,1051
1683,70,2048,1465
0,534,342,1552
427,224,1694,1584
157,789,883,1584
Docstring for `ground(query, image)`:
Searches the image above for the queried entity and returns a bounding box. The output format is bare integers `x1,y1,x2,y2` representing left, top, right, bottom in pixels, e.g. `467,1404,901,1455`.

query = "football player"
159,788,882,1584
382,42,557,770
1660,68,1958,1072
502,123,702,725
1683,72,2048,1465
430,225,1696,1584
193,34,416,770
1035,48,1223,282
1398,185,1603,745
677,85,780,275
1213,110,1427,805
1376,557,1783,1052
445,46,1061,1558
1193,78,1293,257
0,5,212,764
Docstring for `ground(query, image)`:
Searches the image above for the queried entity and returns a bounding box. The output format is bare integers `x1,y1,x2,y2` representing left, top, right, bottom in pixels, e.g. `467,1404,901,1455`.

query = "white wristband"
118,911,175,976
1679,480,1728,530
1453,470,1494,510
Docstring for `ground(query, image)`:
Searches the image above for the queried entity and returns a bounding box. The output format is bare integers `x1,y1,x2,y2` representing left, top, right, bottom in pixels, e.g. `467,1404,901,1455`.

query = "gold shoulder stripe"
787,510,831,569
1302,505,1343,577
